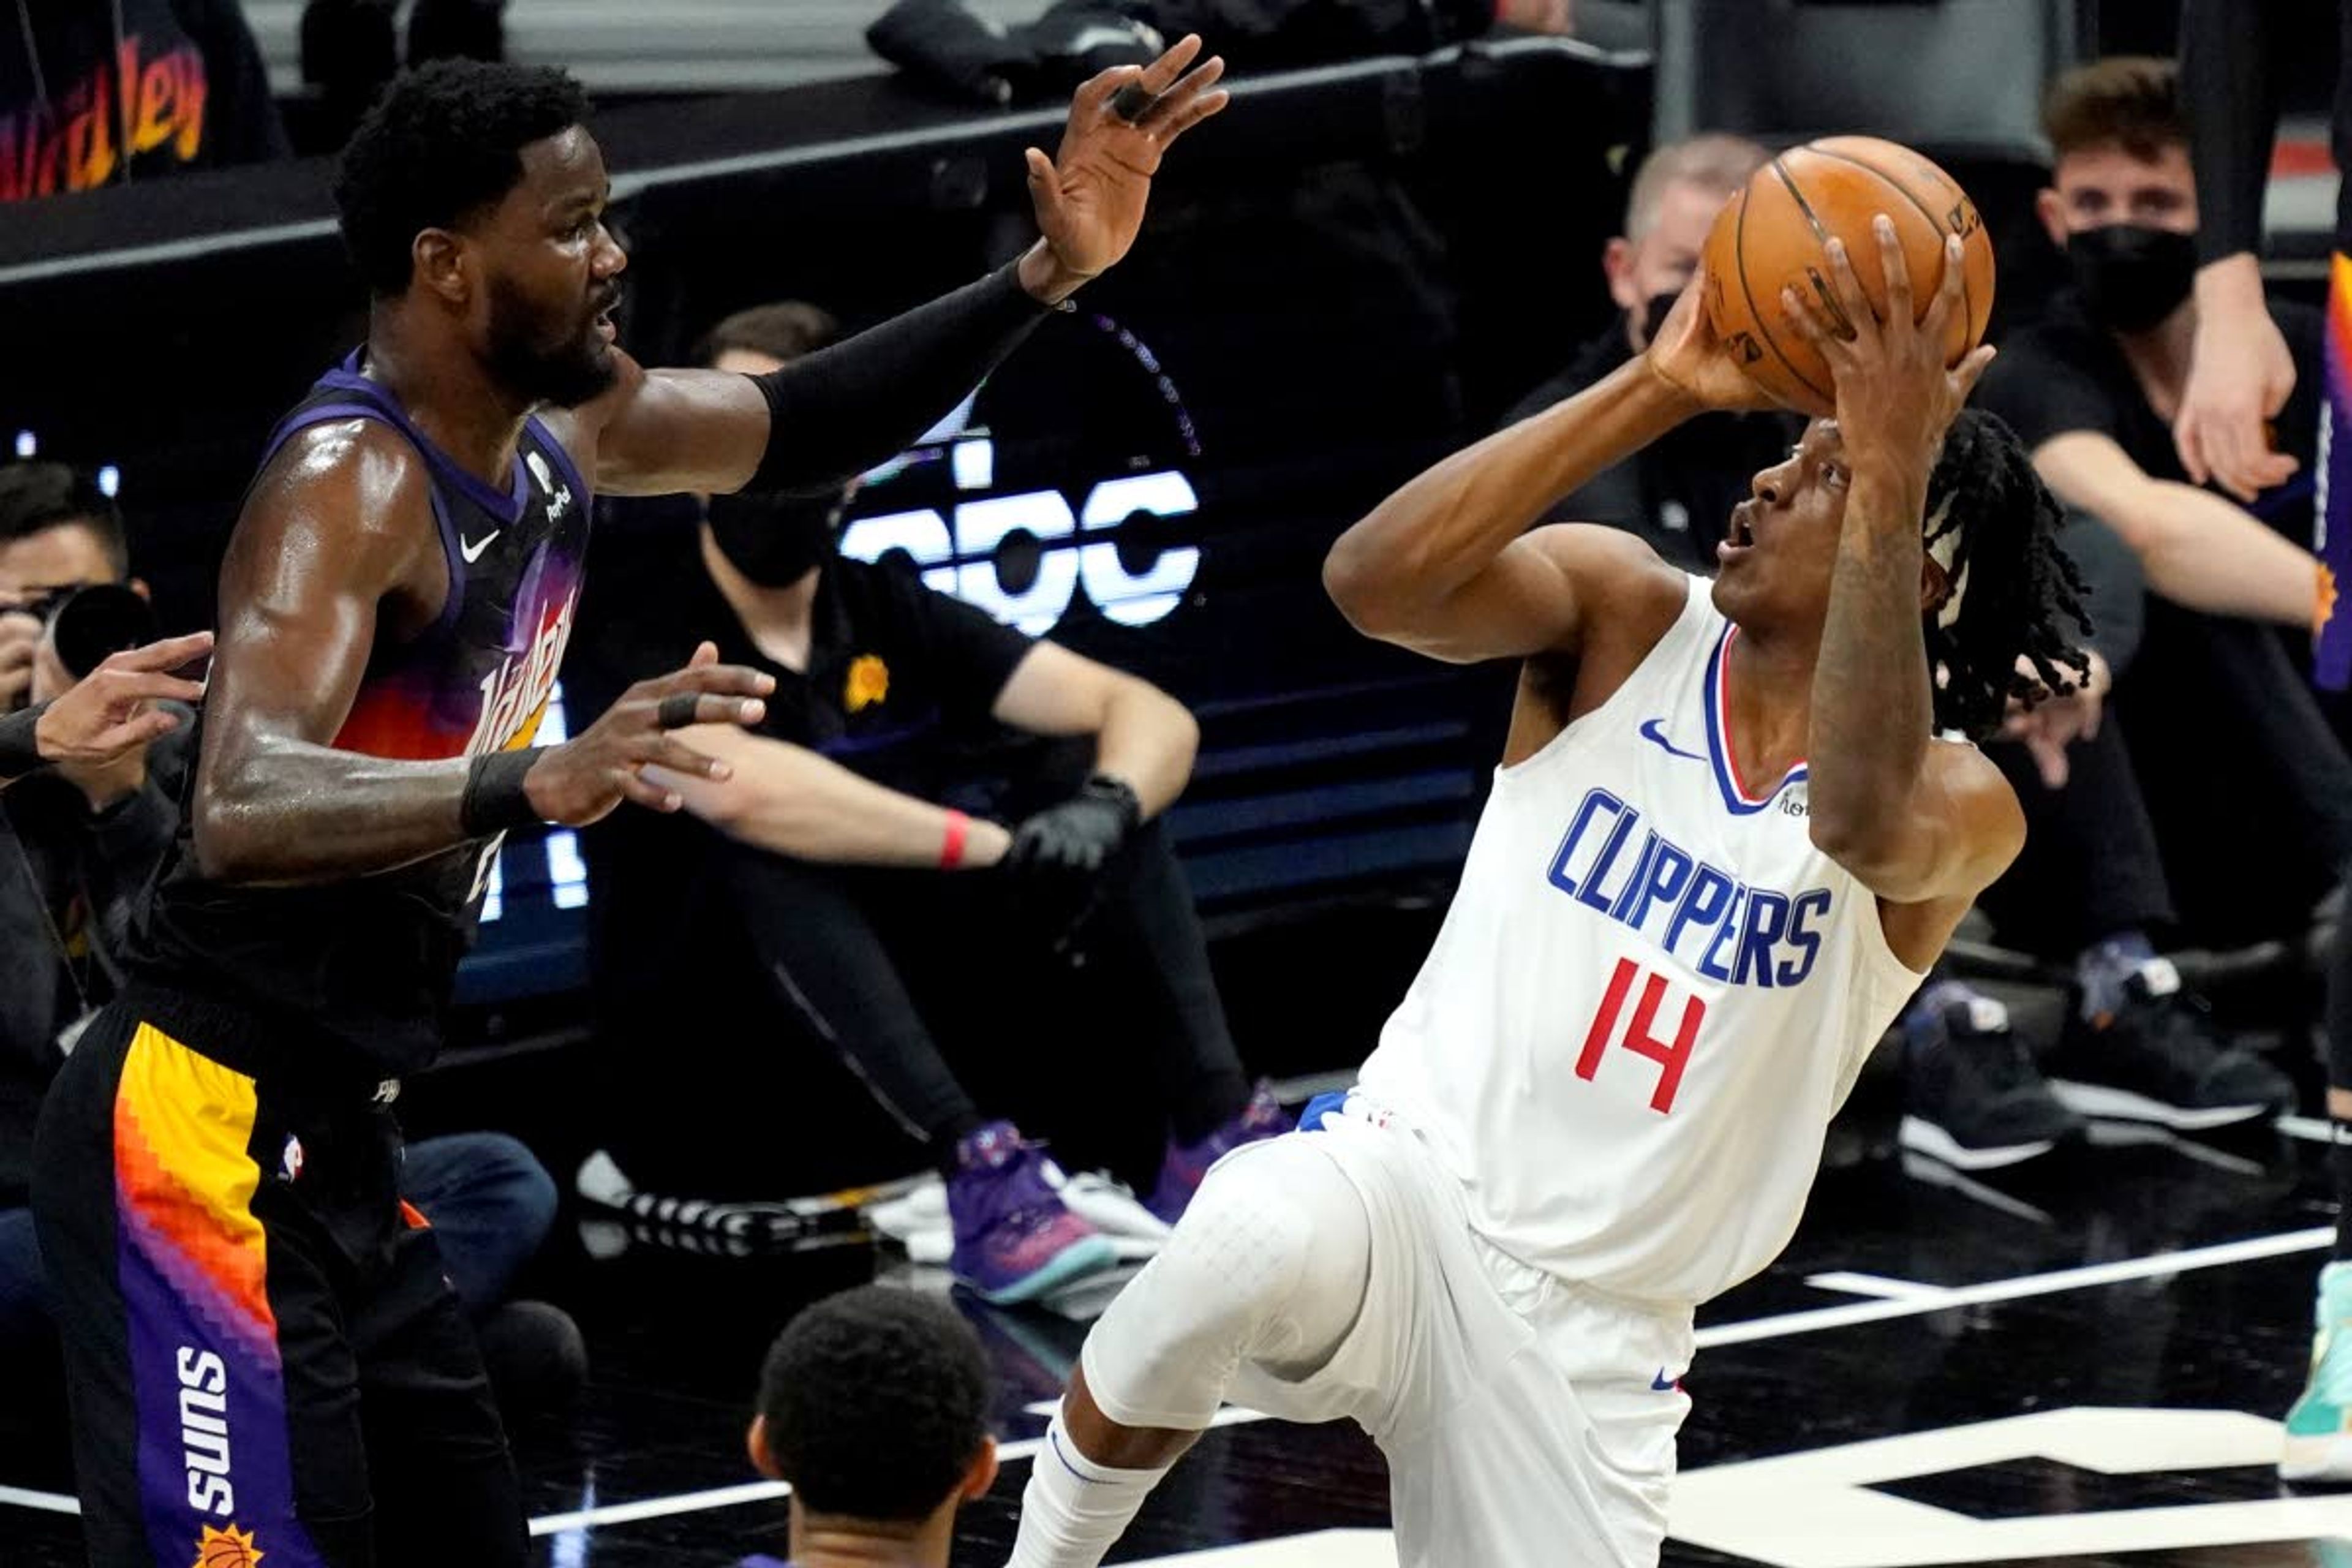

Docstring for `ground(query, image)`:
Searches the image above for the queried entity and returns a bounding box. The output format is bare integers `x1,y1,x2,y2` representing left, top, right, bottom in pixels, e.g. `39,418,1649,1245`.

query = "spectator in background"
1977,61,2352,952
739,1287,997,1568
1501,134,1799,571
0,462,579,1416
566,303,1283,1308
1973,57,2329,1131
0,0,289,203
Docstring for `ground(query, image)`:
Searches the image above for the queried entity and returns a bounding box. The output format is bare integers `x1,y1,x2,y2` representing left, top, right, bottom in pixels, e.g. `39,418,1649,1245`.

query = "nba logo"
281,1135,304,1183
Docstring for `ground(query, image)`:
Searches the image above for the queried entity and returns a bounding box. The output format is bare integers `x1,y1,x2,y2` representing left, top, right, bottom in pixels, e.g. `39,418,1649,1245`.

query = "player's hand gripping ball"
1700,136,1996,416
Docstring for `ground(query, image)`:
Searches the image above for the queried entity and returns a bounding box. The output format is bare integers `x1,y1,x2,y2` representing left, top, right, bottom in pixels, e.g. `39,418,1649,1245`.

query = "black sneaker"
2045,959,2296,1131
1901,990,2084,1169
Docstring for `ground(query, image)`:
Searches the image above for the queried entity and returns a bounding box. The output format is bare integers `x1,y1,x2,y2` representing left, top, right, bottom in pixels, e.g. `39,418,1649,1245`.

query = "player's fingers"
1024,147,1068,225
1921,232,1966,341
653,690,766,731
1818,237,1873,337
633,732,734,781
1155,87,1230,142
1873,216,1913,326
1073,64,1137,119
617,769,684,813
1948,344,1997,402
688,639,718,668
101,629,214,674
1140,56,1226,128
1777,284,1843,355
1135,32,1204,96
650,662,775,700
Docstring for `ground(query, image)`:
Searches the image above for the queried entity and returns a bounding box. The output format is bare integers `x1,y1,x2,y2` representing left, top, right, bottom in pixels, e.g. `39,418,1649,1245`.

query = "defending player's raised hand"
1020,35,1229,288
1779,221,1995,465
526,642,775,826
1644,266,1798,415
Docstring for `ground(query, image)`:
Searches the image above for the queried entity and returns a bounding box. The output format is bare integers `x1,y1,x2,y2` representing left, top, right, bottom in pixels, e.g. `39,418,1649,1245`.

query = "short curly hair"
756,1287,991,1523
333,59,592,296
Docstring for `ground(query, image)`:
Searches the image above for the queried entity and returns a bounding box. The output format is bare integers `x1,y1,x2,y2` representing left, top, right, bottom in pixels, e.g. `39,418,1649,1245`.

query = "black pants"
1977,716,2174,959
726,820,1248,1167
31,997,523,1568
2115,601,2352,949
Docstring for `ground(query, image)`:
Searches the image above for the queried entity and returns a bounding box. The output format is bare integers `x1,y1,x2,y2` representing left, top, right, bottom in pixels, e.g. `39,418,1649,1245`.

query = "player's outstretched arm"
571,36,1229,500
1323,274,1770,665
192,428,771,884
1783,222,2021,907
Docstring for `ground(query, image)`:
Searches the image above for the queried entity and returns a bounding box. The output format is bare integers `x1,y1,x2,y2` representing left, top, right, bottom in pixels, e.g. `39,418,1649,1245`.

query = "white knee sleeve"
1080,1134,1372,1430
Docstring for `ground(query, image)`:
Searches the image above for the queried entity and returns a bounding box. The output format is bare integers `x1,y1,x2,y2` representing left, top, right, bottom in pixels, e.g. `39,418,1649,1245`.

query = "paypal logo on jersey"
1546,786,1831,988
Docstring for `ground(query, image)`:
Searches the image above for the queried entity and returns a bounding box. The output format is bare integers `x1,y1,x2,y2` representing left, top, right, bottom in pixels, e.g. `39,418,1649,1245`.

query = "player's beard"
485,273,620,409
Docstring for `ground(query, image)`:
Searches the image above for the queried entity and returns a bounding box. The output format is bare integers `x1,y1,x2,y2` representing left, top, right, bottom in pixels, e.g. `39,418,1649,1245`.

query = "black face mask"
2066,224,2197,333
1639,291,1679,348
705,489,842,587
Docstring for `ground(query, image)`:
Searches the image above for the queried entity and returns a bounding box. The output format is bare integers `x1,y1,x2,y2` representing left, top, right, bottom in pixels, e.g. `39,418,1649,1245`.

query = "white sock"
1005,1411,1174,1568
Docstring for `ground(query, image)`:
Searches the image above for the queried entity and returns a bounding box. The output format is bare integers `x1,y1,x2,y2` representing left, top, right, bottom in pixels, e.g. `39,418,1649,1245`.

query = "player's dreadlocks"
1918,409,2094,741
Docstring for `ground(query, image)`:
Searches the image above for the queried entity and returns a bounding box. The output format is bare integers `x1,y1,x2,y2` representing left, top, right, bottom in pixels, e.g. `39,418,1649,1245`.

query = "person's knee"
1084,1139,1367,1420
416,1133,559,1248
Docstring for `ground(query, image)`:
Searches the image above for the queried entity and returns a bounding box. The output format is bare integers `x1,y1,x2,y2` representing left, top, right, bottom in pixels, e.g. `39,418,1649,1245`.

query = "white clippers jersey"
1356,573,1925,1308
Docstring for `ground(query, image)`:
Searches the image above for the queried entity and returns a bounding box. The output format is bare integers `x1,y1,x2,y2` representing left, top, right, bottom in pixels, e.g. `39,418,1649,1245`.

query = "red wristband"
940,809,970,870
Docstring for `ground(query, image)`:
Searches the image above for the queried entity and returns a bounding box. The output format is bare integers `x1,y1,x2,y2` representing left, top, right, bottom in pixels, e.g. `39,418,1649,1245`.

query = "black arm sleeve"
2183,0,2285,266
744,261,1056,496
0,704,46,783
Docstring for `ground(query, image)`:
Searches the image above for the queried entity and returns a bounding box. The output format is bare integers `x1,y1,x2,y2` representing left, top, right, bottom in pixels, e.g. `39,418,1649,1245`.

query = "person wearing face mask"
1499,134,1802,571
563,302,1281,1308
1973,56,2351,1125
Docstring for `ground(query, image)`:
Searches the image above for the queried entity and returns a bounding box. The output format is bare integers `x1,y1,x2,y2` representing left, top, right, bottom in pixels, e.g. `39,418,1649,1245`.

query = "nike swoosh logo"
1638,718,1706,762
1651,1367,1679,1392
459,530,500,564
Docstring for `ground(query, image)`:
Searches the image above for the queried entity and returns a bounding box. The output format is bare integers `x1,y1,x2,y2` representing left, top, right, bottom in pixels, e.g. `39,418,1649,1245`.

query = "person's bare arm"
192,424,771,884
557,37,1229,500
1785,224,2025,908
649,726,1012,869
2031,430,2318,626
2176,0,2299,499
988,642,1196,818
1322,356,1699,664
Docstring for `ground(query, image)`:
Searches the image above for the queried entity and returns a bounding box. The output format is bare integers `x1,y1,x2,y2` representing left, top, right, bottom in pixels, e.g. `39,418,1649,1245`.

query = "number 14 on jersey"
1577,957,1705,1115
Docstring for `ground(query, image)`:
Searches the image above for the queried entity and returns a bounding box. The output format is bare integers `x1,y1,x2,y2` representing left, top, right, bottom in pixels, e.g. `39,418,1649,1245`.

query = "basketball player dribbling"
29,45,1225,1568
1006,227,2095,1567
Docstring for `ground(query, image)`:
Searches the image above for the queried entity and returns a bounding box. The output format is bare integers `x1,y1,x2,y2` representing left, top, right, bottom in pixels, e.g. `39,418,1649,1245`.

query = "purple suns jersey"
130,353,591,1076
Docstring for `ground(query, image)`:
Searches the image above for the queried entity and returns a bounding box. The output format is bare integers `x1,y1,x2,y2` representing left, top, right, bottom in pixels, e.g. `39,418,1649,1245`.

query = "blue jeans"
401,1131,559,1318
0,1132,556,1347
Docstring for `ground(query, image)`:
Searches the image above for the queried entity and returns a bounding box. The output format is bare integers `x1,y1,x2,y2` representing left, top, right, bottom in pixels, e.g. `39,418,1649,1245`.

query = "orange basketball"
1700,135,1996,413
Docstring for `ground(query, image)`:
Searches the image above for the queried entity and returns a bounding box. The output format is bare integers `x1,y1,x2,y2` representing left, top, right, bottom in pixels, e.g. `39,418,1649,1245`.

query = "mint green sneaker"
2283,1262,2352,1482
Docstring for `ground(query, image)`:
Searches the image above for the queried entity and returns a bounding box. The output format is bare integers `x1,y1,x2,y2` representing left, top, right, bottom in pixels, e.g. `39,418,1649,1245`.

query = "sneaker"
1147,1082,1289,1224
1899,990,2082,1170
2283,1261,2352,1482
946,1123,1119,1305
2045,959,2296,1131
